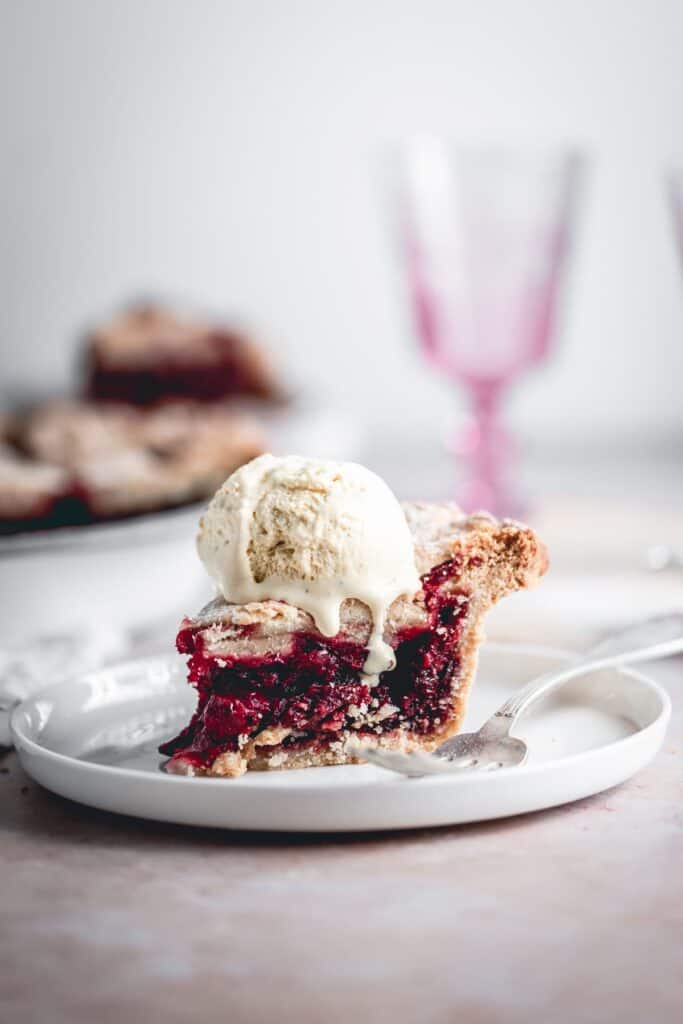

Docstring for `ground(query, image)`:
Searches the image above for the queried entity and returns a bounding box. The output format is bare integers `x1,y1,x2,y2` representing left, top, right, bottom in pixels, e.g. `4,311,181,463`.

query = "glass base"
456,476,528,520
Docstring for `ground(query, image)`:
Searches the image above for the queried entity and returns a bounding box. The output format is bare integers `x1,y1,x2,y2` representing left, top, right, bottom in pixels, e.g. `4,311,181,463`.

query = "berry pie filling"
159,559,469,772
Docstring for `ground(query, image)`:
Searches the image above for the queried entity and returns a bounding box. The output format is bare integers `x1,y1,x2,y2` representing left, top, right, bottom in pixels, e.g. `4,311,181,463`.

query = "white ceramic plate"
10,644,670,832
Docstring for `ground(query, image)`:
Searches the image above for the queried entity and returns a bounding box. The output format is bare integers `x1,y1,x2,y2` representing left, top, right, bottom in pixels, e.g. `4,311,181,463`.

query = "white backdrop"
1,0,682,448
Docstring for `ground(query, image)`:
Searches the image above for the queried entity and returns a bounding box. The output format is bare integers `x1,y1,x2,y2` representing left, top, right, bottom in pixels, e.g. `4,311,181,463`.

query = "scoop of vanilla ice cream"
197,454,421,674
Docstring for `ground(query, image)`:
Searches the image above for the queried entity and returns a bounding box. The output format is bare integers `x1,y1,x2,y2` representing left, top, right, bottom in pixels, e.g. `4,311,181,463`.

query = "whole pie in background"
0,302,278,534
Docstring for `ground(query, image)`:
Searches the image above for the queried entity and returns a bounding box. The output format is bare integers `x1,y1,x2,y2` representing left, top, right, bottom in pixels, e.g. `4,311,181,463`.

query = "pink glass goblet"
397,141,583,516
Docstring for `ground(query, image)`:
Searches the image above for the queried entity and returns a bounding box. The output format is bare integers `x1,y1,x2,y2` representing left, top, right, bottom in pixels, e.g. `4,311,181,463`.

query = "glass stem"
457,380,518,517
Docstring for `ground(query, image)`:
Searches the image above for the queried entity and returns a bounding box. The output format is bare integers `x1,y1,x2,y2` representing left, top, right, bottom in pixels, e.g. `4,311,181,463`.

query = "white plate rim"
10,643,672,796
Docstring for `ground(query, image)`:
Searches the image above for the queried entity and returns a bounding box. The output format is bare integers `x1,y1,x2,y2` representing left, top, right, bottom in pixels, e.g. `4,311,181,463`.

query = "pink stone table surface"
2,652,681,1024
2,489,682,1023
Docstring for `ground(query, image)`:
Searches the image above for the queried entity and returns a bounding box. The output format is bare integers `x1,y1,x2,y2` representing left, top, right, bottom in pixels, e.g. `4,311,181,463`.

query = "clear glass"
395,141,584,516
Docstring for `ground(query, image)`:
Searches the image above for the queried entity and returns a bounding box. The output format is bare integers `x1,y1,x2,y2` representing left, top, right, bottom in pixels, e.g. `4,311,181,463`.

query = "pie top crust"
181,502,547,657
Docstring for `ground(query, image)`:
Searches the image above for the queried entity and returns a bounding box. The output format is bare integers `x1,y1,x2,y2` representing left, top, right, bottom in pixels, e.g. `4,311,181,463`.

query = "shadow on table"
1,747,625,853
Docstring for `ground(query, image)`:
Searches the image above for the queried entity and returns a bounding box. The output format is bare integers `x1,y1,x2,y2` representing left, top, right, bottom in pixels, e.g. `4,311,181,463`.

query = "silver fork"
361,614,683,777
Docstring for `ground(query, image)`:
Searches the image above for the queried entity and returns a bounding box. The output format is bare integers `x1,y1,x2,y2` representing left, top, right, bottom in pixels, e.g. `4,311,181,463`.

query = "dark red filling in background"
86,331,272,404
159,558,467,770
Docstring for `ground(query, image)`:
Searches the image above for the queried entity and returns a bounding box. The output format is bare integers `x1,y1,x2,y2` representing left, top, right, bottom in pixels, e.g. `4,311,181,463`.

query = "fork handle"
488,614,683,728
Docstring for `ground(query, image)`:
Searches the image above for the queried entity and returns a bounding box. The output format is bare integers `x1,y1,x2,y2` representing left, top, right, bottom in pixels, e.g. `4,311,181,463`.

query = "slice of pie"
160,502,547,777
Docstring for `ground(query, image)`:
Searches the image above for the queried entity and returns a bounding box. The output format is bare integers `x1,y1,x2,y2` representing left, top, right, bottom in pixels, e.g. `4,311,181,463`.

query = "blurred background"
3,1,682,455
1,0,682,646
4,7,683,1018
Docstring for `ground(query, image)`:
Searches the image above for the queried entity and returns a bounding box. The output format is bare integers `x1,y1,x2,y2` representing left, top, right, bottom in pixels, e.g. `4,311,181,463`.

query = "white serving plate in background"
0,503,209,643
10,644,670,832
0,401,361,646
